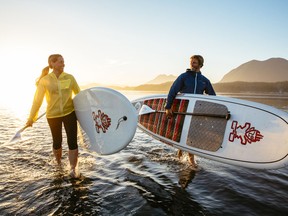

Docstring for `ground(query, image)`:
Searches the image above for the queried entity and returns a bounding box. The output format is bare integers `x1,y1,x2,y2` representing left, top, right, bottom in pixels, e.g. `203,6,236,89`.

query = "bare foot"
70,169,80,179
189,162,198,169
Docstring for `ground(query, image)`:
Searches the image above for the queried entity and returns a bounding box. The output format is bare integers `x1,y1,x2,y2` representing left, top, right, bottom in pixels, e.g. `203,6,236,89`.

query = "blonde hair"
190,55,204,67
36,54,62,85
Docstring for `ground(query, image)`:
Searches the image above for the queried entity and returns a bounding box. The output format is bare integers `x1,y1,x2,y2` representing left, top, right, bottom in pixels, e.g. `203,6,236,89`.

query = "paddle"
8,112,46,143
139,104,230,120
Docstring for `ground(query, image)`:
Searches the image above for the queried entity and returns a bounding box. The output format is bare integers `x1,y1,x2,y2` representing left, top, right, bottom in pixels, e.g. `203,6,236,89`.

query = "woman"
26,54,81,178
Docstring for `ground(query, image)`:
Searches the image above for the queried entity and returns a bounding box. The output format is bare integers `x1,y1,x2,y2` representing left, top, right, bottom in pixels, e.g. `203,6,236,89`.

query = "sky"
1,0,288,109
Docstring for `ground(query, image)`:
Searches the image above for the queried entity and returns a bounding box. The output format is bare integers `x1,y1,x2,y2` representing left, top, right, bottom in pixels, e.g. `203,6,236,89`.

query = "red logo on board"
229,121,263,145
92,110,111,133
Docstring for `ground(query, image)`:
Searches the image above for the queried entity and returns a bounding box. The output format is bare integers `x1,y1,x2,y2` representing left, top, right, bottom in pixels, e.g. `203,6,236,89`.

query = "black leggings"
47,111,78,150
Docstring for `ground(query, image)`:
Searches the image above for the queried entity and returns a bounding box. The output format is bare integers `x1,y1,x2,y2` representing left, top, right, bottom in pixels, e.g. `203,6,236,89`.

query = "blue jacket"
165,69,216,109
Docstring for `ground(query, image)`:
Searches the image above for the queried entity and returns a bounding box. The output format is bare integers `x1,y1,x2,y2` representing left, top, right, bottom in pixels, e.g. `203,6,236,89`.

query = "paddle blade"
5,112,46,144
139,104,156,115
9,126,27,143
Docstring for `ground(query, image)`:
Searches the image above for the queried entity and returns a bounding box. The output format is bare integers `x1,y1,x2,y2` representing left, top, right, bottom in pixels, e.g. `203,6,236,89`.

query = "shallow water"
0,92,287,215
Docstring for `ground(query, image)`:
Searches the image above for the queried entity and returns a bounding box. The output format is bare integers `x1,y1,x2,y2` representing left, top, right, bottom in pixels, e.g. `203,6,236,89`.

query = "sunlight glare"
0,49,45,121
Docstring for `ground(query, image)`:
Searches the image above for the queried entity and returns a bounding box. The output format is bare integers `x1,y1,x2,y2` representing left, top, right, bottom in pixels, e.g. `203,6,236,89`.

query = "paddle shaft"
11,112,46,140
35,112,46,122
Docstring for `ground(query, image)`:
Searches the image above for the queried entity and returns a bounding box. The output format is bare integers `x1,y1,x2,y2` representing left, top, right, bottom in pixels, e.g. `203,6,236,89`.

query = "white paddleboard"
73,87,137,155
131,94,288,169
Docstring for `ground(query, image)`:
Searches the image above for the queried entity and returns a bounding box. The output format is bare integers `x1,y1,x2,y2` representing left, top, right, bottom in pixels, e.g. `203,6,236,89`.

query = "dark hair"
36,54,62,85
190,55,204,67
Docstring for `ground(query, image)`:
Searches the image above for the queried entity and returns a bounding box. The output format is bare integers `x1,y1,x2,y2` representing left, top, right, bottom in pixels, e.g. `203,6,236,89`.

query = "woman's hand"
25,120,33,127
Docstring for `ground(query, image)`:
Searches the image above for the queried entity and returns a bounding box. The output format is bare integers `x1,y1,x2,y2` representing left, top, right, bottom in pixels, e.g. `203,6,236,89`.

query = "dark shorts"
47,111,78,150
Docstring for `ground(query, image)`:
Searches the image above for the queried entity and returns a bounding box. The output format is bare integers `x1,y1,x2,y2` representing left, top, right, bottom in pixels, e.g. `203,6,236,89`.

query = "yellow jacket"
28,72,80,122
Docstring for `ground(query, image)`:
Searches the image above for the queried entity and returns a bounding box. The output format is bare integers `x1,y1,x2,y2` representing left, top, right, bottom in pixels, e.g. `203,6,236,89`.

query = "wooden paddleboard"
73,87,137,155
131,94,288,169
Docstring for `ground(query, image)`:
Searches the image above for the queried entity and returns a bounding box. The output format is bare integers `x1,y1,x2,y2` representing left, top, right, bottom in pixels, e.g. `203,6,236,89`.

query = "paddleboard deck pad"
132,94,288,169
73,87,137,155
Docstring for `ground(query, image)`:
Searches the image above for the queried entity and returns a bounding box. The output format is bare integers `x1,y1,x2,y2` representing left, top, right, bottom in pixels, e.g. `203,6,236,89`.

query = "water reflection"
178,166,197,189
50,172,99,215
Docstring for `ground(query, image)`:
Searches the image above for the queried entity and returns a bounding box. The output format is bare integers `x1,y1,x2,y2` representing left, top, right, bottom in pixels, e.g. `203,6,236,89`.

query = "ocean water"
0,91,287,216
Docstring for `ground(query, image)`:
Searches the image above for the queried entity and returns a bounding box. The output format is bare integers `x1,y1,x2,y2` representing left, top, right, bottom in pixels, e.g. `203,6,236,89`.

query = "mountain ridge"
142,57,288,85
80,57,288,93
220,57,288,83
145,74,176,84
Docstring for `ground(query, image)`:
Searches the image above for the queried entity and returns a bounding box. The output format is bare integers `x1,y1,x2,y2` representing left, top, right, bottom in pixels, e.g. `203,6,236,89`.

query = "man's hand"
165,109,173,119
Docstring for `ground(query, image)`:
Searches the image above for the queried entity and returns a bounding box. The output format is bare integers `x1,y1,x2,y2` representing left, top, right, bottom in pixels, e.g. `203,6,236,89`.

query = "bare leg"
177,149,183,159
188,153,197,167
69,149,79,177
53,147,62,165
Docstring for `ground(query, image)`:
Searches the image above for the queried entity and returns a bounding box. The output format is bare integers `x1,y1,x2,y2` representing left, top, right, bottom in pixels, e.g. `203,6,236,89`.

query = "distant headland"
81,58,288,94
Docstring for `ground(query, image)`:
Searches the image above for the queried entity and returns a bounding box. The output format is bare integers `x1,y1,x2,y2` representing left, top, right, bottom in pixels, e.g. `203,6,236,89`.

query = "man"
165,55,216,167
